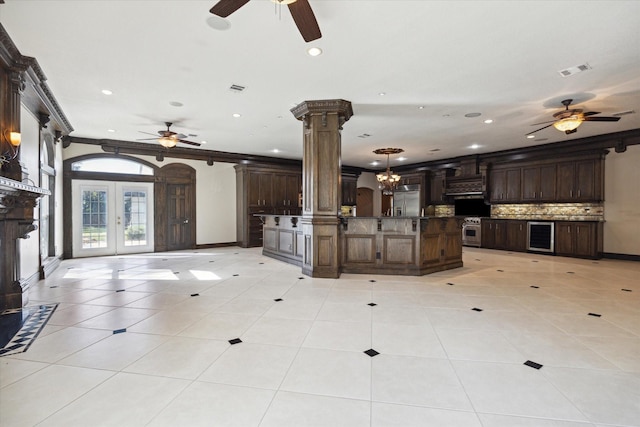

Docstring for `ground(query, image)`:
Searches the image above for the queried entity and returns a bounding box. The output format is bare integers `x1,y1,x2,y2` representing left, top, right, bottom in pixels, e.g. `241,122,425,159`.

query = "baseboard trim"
603,252,640,262
41,256,62,278
195,242,239,249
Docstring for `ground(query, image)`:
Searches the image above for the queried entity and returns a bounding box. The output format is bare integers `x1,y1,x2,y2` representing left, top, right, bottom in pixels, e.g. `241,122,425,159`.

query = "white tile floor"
1,247,639,427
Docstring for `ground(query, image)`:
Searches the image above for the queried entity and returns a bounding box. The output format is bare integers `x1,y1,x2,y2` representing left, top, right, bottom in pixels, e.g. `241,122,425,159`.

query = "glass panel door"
72,181,153,257
116,184,154,254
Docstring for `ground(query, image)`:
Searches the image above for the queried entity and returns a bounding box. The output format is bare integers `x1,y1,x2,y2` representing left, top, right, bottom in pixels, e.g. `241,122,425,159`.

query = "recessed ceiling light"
397,157,407,161
200,141,207,144
169,101,183,107
465,112,481,118
272,149,280,153
107,129,116,133
483,119,493,124
307,47,322,57
371,161,379,166
470,144,480,149
418,106,425,110
206,16,231,31
527,135,536,139
233,113,242,118
101,89,112,95
378,92,386,96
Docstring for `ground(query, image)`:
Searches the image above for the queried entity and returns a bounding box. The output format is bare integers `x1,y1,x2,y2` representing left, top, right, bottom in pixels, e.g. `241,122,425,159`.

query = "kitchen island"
259,215,464,276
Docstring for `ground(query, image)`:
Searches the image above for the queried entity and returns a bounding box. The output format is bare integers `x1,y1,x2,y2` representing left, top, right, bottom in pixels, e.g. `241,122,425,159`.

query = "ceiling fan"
209,0,321,42
527,99,621,136
137,122,201,148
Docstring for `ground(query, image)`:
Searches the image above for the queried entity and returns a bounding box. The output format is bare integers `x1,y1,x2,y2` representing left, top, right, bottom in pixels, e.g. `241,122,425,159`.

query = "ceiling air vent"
558,63,591,77
357,133,371,138
612,110,635,117
229,84,246,92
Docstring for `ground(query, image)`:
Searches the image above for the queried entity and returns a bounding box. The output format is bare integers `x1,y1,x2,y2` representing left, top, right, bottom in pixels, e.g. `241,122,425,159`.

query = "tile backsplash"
491,203,604,221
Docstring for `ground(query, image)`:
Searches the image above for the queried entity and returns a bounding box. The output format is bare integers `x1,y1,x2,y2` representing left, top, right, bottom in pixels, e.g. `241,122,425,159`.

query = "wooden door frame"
155,163,196,252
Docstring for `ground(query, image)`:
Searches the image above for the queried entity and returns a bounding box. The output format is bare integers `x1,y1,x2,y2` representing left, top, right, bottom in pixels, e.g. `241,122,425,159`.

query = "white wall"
18,106,41,280
604,144,640,256
62,144,237,245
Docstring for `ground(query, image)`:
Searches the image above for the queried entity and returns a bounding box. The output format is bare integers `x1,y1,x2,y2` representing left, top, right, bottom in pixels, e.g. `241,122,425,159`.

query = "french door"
72,180,154,257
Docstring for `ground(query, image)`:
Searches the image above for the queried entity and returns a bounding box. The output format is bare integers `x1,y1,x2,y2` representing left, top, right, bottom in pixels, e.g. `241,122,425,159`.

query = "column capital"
290,99,353,127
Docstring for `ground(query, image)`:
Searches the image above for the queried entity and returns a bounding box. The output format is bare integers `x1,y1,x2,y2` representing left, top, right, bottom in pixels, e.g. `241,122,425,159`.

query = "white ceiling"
2,1,640,169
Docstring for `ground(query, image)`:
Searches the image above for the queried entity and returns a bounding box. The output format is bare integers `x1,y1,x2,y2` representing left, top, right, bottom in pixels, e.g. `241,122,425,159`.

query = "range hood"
445,175,485,197
443,158,487,198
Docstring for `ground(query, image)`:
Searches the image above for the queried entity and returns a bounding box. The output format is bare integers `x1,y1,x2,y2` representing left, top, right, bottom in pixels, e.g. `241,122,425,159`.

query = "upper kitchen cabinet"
273,173,301,215
521,164,556,202
428,169,454,205
341,173,358,206
489,167,521,203
248,171,273,207
556,157,604,202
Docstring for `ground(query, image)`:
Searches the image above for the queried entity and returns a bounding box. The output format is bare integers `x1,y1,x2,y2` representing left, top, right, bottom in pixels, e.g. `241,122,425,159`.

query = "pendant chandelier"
374,148,404,195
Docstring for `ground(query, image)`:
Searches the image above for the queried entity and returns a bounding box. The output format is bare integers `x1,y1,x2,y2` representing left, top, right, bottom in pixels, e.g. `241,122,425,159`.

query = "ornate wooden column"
291,99,353,278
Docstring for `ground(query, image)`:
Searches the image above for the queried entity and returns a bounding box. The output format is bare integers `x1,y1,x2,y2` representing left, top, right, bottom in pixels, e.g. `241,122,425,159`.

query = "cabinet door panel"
505,169,521,201
539,165,556,200
575,160,596,200
556,162,575,200
490,170,506,202
259,174,273,206
521,167,539,201
574,223,595,256
272,174,287,208
555,223,573,255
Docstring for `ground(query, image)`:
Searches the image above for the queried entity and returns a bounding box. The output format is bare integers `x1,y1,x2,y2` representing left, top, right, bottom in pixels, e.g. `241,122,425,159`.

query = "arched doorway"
356,187,374,217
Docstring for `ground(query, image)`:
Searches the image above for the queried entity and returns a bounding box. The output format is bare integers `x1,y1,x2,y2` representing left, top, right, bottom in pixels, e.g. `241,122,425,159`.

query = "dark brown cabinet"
341,174,358,206
506,220,527,252
429,169,452,205
556,159,602,202
490,168,521,203
274,174,301,214
248,172,273,207
482,219,527,252
482,219,507,249
236,165,302,247
521,165,556,201
555,221,602,258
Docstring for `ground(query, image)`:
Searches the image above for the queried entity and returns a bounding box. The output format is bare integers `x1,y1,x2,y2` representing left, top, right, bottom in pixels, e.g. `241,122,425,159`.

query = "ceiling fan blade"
288,0,321,42
582,111,601,117
138,131,160,137
583,116,621,122
178,139,202,147
136,137,161,141
526,123,555,135
529,119,556,126
210,0,250,17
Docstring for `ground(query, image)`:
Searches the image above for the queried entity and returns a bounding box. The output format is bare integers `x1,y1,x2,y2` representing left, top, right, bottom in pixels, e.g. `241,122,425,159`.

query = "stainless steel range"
462,217,482,247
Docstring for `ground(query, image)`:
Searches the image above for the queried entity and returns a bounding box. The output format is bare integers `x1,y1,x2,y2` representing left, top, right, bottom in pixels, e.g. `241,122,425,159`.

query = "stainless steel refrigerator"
392,185,421,216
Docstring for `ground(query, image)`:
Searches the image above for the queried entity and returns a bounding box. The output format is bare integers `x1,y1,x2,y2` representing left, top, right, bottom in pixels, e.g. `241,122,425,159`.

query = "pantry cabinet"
236,164,302,247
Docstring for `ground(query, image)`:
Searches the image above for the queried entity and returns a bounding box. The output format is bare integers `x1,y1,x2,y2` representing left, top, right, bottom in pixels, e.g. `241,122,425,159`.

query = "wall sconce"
9,132,21,146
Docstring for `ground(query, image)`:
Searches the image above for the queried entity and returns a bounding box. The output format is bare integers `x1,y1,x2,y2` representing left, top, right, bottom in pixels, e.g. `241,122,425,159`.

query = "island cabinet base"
340,217,463,276
260,215,464,277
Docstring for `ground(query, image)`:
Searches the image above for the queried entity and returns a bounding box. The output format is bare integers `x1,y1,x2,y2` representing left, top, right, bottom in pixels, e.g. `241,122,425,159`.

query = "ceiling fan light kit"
552,117,583,132
159,136,178,148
